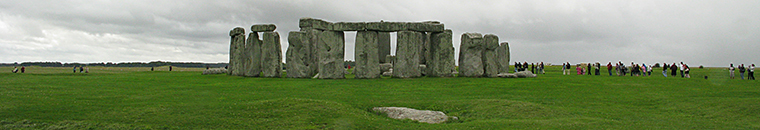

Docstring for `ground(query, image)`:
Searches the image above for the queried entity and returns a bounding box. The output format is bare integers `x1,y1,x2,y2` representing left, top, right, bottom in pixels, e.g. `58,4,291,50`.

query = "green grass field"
1,66,758,129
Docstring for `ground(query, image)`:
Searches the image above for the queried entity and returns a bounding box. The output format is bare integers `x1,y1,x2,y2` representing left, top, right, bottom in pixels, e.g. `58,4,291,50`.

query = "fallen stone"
427,30,454,77
354,31,381,79
202,68,228,75
497,42,510,74
372,107,456,124
261,32,282,78
515,71,537,78
483,34,499,77
496,73,517,78
382,69,393,77
317,31,345,79
250,24,276,32
380,63,393,73
244,32,262,77
393,31,423,78
286,31,310,78
458,33,484,77
228,27,246,76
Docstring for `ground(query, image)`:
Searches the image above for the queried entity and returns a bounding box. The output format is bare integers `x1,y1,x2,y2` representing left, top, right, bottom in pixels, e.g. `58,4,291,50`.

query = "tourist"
662,63,668,77
20,66,25,73
576,64,583,75
739,64,746,80
169,66,173,71
151,67,154,71
680,62,685,78
616,62,621,76
594,62,600,75
85,67,89,73
561,63,565,75
684,65,691,78
12,66,18,73
670,63,677,76
530,63,535,74
565,62,571,75
79,66,84,73
586,63,591,75
642,63,648,76
517,62,522,72
607,62,612,76
523,62,528,72
748,64,755,80
729,64,735,79
73,66,77,73
539,62,545,74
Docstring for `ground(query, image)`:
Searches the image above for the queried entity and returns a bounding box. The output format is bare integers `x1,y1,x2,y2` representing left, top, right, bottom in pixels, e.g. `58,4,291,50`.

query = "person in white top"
729,64,736,79
749,64,755,80
679,62,685,78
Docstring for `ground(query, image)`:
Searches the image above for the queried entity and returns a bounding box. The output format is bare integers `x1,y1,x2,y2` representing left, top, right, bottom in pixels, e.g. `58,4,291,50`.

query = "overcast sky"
2,0,758,67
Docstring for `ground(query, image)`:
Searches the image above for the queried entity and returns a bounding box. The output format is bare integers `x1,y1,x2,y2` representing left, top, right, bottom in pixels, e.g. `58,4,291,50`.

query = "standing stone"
355,31,381,78
287,31,310,78
301,28,322,77
420,32,430,65
244,32,262,77
393,31,423,78
377,32,391,63
428,30,454,77
458,33,484,77
318,31,345,79
261,32,282,77
497,42,510,74
228,27,246,76
483,34,499,77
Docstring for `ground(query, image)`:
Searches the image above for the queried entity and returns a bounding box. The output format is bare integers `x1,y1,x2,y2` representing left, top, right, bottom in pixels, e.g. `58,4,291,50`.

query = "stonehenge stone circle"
354,31,381,78
378,32,391,63
497,42,510,74
261,32,282,77
427,30,454,77
458,33,484,77
483,34,499,77
317,31,345,79
286,31,310,78
393,31,423,78
250,24,276,32
227,18,519,79
228,27,246,76
202,68,228,75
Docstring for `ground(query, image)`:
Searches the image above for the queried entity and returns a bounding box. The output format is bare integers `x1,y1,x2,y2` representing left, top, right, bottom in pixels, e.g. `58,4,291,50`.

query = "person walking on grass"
20,66,25,73
607,62,612,76
576,64,583,75
662,63,668,77
594,62,600,75
729,64,735,79
670,63,677,77
739,64,746,80
79,66,84,73
169,66,173,71
587,63,591,75
13,66,18,73
684,65,691,78
565,62,571,75
680,62,685,78
73,66,77,73
531,63,535,74
540,62,545,74
749,64,755,80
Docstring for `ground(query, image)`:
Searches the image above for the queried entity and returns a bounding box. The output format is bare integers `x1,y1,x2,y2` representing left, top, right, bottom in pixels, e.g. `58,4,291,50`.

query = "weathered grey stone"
428,30,454,77
385,55,395,64
420,32,430,65
228,27,246,76
250,24,276,32
244,32,262,77
382,69,393,77
299,17,330,30
497,42,510,74
286,31,310,78
378,32,391,63
202,68,228,75
393,31,423,78
301,28,322,77
317,31,345,79
419,64,427,76
497,73,517,78
330,22,366,31
365,22,444,32
354,31,381,79
515,71,537,78
261,32,282,78
372,107,456,124
458,33,484,77
380,63,393,73
483,34,499,77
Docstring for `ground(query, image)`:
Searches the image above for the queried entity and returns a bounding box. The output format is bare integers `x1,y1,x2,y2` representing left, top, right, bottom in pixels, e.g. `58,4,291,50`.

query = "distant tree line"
0,61,228,68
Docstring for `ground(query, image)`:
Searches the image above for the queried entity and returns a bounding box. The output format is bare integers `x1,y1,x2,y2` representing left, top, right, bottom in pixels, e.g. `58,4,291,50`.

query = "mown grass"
1,66,758,129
